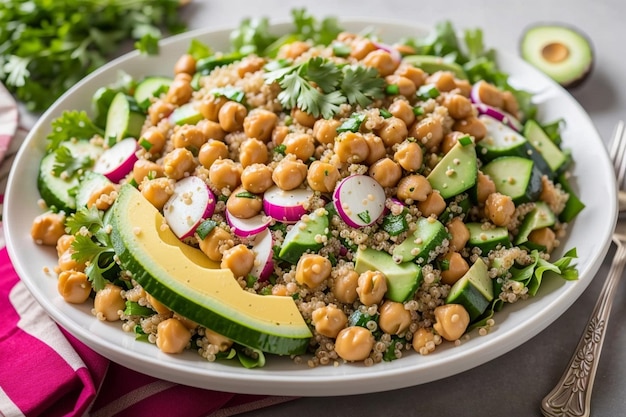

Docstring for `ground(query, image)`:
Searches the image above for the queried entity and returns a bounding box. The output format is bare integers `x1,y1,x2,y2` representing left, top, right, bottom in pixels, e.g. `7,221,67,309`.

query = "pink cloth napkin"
0,85,293,416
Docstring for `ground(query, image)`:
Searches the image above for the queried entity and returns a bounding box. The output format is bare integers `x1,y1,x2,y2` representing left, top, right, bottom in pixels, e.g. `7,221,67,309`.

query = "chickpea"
218,101,247,132
241,163,274,194
226,186,262,219
239,138,269,168
528,227,557,253
197,119,226,142
171,124,206,151
307,160,340,193
204,328,233,352
378,301,412,335
443,94,473,119
243,109,278,142
93,283,125,322
388,99,415,127
332,269,359,304
198,139,229,169
220,244,255,278
140,127,167,155
440,252,470,285
199,96,227,122
475,171,497,205
296,254,332,289
410,116,444,150
474,80,504,108
163,148,196,180
412,327,437,354
174,53,196,75
433,304,470,341
395,65,427,88
141,177,174,210
385,75,416,98
283,133,315,161
291,108,317,128
271,125,290,146
394,141,423,172
502,91,520,118
56,234,75,257
208,158,242,191
350,38,377,60
312,305,348,338
86,182,117,211
165,73,193,105
356,270,387,305
237,55,265,77
31,212,65,246
57,248,85,273
417,190,446,217
441,131,467,154
148,99,174,125
57,270,92,304
447,217,470,251
132,159,164,184
334,131,370,164
452,117,487,141
484,192,516,226
334,326,375,361
198,226,234,262
272,155,307,190
396,174,432,202
454,79,472,97
363,133,386,166
427,71,457,92
362,49,399,77
278,40,310,60
156,318,191,354
376,117,408,147
146,293,171,315
369,158,402,188
313,119,341,145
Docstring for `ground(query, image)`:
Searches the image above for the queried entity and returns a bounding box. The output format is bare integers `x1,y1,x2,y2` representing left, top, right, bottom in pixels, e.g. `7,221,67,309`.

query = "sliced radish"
262,186,313,224
333,174,386,228
163,176,216,239
250,228,274,281
475,103,522,132
225,209,271,237
93,137,139,183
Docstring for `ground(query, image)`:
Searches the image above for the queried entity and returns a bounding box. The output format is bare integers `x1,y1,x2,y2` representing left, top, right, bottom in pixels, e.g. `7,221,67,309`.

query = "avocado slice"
520,24,593,88
110,184,312,355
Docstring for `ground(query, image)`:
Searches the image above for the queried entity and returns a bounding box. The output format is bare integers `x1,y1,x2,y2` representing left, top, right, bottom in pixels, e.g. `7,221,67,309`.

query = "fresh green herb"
383,337,405,362
139,138,153,151
65,205,104,235
379,108,392,118
236,190,257,199
439,259,450,271
291,8,342,46
52,146,93,177
413,106,425,116
381,213,408,236
273,144,287,155
458,135,473,146
135,33,160,55
417,84,440,100
196,219,217,240
357,210,371,224
236,347,266,369
187,39,213,61
230,17,278,55
246,274,257,288
46,111,103,152
0,0,187,111
541,118,566,145
124,301,155,317
337,113,366,133
348,310,379,328
385,84,400,95
340,65,386,108
510,248,578,296
196,52,246,75
211,86,246,103
331,41,351,57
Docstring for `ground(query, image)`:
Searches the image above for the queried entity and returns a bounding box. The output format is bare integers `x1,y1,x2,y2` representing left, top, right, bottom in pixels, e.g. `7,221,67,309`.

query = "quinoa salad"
30,11,582,369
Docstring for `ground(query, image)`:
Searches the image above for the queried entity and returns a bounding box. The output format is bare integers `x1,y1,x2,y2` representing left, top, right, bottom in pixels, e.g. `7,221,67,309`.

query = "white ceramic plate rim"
4,18,616,396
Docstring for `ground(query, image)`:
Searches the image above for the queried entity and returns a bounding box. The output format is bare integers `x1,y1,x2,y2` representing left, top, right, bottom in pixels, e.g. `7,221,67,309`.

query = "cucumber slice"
446,258,493,321
481,156,542,204
466,222,511,253
515,201,556,245
134,76,172,108
104,92,145,144
75,171,113,208
392,217,448,264
169,102,204,126
278,210,329,264
37,141,104,212
477,116,529,162
110,184,311,355
354,247,423,302
524,119,568,175
427,142,478,199
557,173,585,223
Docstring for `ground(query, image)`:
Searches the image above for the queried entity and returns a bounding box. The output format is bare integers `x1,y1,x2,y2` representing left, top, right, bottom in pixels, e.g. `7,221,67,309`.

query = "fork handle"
541,243,626,417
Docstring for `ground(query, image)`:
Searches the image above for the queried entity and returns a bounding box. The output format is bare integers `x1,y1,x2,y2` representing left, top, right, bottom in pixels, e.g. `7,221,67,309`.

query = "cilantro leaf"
135,33,160,55
188,39,212,61
291,8,342,46
341,65,385,108
46,111,103,152
52,146,94,177
65,206,104,235
304,57,342,93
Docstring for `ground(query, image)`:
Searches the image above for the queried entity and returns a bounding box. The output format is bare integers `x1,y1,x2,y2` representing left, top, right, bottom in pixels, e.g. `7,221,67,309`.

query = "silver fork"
541,121,626,417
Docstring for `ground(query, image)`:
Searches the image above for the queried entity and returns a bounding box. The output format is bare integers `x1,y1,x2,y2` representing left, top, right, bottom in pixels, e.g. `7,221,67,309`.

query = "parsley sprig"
264,57,385,118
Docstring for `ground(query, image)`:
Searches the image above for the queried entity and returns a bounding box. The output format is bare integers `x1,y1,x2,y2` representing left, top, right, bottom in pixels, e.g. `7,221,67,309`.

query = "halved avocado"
520,24,593,88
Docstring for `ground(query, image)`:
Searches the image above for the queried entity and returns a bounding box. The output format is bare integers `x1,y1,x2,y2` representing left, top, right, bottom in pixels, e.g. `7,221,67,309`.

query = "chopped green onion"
337,113,366,133
235,190,257,199
196,219,217,240
128,178,138,188
139,138,152,151
379,108,392,118
417,84,440,100
440,259,450,271
357,210,371,224
123,301,155,317
246,274,257,288
458,135,473,146
385,84,400,95
211,86,246,103
413,106,425,116
331,41,351,57
273,144,287,155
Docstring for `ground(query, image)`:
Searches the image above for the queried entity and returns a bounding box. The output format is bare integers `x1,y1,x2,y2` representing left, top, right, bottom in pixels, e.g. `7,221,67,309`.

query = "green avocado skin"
519,24,593,89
